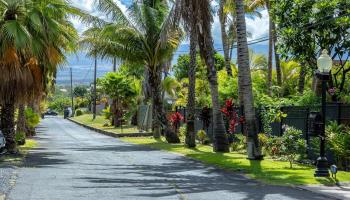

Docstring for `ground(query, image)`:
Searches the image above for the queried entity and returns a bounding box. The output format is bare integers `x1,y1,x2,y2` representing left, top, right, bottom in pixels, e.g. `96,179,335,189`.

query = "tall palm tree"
0,0,81,152
219,0,233,76
234,0,262,159
179,0,197,148
192,0,230,152
84,0,182,143
249,0,282,90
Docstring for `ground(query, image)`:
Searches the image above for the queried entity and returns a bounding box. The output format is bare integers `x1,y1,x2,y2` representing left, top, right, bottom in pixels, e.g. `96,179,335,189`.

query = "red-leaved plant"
169,112,184,133
221,99,244,134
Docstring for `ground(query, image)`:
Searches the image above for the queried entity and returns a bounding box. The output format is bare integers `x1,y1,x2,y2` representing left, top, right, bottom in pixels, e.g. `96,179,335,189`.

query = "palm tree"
0,0,81,152
84,0,182,143
178,0,197,148
234,0,262,159
219,0,233,76
249,0,282,90
192,0,230,152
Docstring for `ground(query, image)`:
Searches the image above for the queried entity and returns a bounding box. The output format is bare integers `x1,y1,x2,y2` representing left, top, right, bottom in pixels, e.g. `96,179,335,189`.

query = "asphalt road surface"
8,117,329,200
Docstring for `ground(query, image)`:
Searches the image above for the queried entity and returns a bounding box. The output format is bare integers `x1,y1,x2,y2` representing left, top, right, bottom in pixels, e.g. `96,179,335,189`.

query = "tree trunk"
272,22,282,86
266,1,273,96
298,65,306,94
219,0,233,76
196,0,229,152
185,23,197,148
149,67,180,143
16,105,27,139
0,103,17,153
142,67,152,104
235,0,262,159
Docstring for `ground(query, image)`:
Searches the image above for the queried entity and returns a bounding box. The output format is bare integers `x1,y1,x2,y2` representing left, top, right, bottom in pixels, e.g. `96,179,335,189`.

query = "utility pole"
113,57,117,72
93,56,97,120
70,67,74,116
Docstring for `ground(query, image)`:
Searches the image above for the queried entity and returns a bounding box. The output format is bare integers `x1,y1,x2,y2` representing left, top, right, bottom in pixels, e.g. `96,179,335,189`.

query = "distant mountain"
56,44,269,85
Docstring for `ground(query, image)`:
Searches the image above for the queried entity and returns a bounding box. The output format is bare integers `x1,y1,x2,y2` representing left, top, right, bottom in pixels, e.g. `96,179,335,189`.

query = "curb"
67,118,153,138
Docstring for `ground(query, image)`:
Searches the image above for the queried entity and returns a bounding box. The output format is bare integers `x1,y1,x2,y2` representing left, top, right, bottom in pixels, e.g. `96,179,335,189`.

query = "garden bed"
69,114,152,137
121,136,350,186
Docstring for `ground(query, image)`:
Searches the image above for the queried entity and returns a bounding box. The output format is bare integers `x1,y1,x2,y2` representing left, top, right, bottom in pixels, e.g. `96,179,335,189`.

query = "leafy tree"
82,0,182,143
272,0,350,95
173,53,226,81
98,72,138,127
74,85,88,98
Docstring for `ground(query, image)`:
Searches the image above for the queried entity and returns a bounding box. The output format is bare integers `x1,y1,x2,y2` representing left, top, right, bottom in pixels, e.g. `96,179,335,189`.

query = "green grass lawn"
71,114,142,134
121,137,350,186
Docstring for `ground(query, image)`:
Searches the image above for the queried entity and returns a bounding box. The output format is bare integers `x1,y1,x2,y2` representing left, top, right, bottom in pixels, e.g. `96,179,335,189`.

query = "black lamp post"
314,49,332,177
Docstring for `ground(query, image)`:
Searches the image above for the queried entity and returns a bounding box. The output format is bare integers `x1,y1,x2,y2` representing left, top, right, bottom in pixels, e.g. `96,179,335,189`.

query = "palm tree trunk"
16,105,26,139
149,67,180,143
185,24,197,148
142,67,152,104
266,1,273,96
219,0,233,76
113,57,117,72
0,103,17,153
196,0,229,152
272,23,282,86
235,0,262,159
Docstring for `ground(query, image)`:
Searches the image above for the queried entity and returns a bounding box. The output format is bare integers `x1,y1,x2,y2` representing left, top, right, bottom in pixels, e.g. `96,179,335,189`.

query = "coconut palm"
234,0,262,159
186,0,230,152
178,0,197,147
249,0,282,90
83,0,182,143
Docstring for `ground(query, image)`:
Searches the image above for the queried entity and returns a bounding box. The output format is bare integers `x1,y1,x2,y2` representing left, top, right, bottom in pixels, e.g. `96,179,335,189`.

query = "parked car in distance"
44,110,58,116
0,130,6,154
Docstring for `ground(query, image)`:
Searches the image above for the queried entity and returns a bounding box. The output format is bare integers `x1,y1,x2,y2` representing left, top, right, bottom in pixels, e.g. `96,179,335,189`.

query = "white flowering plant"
279,126,306,168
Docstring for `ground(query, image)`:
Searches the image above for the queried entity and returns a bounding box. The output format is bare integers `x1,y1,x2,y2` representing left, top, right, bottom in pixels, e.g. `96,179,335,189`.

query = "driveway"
7,117,329,200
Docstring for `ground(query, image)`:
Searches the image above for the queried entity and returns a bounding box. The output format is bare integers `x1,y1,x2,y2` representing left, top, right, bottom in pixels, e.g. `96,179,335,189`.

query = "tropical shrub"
25,108,40,129
279,126,306,168
75,109,83,116
196,130,208,145
258,133,269,154
326,121,350,170
178,124,187,142
169,112,184,134
15,131,26,145
102,107,112,120
231,134,247,153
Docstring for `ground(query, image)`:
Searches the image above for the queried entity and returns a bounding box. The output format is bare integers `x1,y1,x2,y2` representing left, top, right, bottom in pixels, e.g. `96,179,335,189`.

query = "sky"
57,0,269,85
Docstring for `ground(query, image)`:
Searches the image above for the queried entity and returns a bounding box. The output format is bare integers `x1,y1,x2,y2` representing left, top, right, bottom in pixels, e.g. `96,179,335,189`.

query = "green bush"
25,108,40,128
102,106,112,120
258,133,269,155
326,121,350,169
279,126,306,168
196,130,208,144
75,109,83,116
15,131,26,145
231,134,247,153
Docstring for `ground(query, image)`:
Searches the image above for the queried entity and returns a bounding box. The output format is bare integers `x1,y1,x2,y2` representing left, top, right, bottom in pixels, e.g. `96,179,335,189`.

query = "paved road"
8,117,328,200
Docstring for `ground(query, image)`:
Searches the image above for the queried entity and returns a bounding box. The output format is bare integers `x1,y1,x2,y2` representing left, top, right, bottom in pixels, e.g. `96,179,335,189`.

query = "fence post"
305,107,310,157
280,107,284,136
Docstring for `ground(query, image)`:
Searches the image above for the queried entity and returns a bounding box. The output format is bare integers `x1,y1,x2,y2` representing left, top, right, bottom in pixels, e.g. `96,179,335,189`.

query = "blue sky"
57,0,269,84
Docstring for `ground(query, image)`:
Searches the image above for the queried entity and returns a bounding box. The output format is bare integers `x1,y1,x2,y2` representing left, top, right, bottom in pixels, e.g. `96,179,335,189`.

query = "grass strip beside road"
121,137,350,186
71,114,141,134
0,139,38,164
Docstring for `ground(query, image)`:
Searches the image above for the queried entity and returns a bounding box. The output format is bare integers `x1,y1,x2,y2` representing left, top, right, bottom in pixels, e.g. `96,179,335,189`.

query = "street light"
314,49,332,177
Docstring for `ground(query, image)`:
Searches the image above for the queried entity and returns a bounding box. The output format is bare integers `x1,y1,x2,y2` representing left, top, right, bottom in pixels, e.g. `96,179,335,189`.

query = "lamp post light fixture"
314,49,332,177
